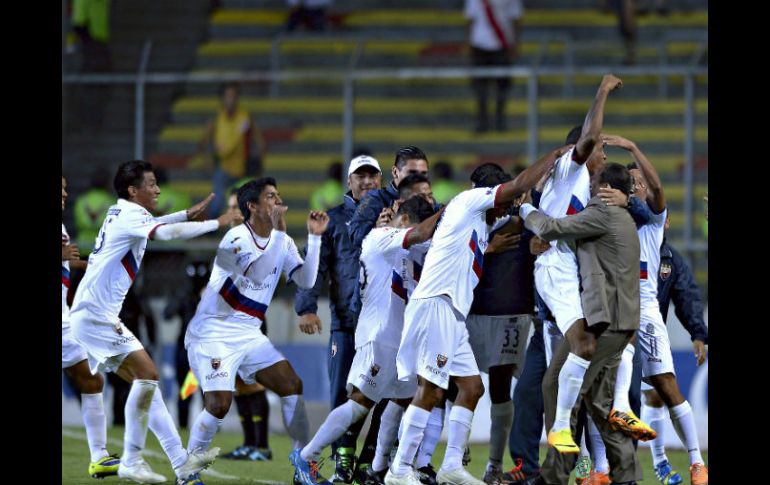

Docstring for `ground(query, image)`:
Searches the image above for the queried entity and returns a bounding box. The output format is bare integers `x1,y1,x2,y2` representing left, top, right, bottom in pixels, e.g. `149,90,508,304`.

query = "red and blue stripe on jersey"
121,251,139,281
391,270,408,302
640,261,648,279
468,229,484,279
62,266,71,288
566,195,585,215
219,276,268,320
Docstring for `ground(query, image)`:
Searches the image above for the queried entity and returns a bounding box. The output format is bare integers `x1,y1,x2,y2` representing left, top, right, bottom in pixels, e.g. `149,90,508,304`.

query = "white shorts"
62,325,88,369
347,341,416,402
467,314,533,373
638,304,675,381
187,335,286,393
534,263,584,335
70,311,145,374
397,296,479,390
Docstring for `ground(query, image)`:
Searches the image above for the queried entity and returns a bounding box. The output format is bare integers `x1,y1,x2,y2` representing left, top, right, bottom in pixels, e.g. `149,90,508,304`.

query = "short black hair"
599,163,632,195
433,161,453,180
114,160,153,199
237,177,277,220
397,173,430,200
219,81,239,96
626,162,637,171
397,195,435,224
394,145,428,169
470,162,504,186
566,125,583,145
475,170,512,189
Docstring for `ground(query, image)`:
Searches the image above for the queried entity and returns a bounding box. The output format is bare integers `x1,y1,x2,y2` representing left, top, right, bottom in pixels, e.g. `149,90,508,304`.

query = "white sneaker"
384,468,422,485
117,458,167,484
436,467,486,485
177,447,220,479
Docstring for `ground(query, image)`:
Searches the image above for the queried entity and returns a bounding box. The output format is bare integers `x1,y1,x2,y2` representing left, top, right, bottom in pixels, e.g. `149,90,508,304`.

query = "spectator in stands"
71,0,112,128
465,0,524,133
198,82,266,217
599,0,638,65
73,167,114,253
310,162,344,211
286,0,331,31
430,161,463,204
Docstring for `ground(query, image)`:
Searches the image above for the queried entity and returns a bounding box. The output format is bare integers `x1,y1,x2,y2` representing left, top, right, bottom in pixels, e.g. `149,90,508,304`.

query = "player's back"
638,206,667,306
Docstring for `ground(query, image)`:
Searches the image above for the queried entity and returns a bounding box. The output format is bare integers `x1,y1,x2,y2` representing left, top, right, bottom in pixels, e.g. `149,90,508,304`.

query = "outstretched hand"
187,193,215,221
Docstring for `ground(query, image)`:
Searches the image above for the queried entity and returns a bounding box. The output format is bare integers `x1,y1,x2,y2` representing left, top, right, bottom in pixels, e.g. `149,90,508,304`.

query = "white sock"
553,353,590,431
579,431,589,456
415,405,444,469
282,395,310,450
488,401,514,469
148,389,189,473
300,400,368,462
669,401,703,465
123,379,157,467
186,409,222,455
587,416,609,473
441,405,474,472
372,402,405,473
641,403,669,467
391,405,430,475
613,344,635,412
81,393,109,462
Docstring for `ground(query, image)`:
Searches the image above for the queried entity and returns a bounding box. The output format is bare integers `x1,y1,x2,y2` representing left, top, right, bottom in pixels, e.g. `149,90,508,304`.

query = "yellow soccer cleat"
546,429,580,454
88,454,120,479
608,409,657,441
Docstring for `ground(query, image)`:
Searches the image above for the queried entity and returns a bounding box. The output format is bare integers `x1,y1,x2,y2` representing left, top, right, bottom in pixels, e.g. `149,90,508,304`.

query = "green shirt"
310,179,344,211
431,180,463,205
73,188,114,251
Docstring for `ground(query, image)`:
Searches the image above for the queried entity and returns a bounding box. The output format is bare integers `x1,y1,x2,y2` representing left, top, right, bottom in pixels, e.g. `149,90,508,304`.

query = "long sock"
613,344,635,412
148,389,189,473
252,390,270,449
186,409,223,456
359,399,387,465
300,400,368,462
391,405,431,475
579,431,589,456
441,405,474,472
122,379,157,467
641,403,668,467
81,393,109,462
587,417,609,473
372,402,405,472
553,353,590,431
669,401,703,465
488,401,513,469
415,405,445,469
282,395,310,450
234,394,256,447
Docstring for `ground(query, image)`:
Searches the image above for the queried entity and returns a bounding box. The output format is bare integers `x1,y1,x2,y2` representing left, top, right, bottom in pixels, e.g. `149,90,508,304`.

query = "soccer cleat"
499,458,536,484
177,447,220,479
290,449,333,485
384,469,423,485
331,447,356,483
573,455,592,485
221,445,251,460
176,472,205,485
546,429,580,454
653,460,683,485
88,453,120,478
117,458,167,484
581,470,610,485
607,409,656,441
416,464,437,485
689,462,708,485
247,447,273,461
462,447,472,466
436,466,486,485
482,464,503,485
354,462,373,485
361,466,387,485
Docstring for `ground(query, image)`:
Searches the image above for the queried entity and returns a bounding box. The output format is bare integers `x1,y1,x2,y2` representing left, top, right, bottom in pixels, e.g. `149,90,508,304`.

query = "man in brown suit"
518,162,642,485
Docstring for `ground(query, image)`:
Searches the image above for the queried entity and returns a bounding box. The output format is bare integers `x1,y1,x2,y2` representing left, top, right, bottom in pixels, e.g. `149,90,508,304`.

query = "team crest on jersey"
113,324,124,335
370,364,380,377
437,354,448,368
331,341,338,357
659,263,672,280
646,323,655,335
211,358,221,370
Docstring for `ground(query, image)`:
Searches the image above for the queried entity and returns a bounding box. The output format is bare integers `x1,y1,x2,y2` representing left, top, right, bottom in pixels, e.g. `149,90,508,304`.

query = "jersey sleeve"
121,207,165,239
215,230,257,276
649,206,668,227
457,186,502,215
282,235,306,280
367,227,410,263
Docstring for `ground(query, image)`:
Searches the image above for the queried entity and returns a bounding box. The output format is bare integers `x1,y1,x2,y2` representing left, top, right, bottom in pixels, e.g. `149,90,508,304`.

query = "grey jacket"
523,196,640,330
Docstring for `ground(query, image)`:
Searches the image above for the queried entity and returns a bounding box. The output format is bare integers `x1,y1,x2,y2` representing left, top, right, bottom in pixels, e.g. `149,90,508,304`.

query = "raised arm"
403,206,445,248
574,74,623,164
603,134,666,213
494,144,572,207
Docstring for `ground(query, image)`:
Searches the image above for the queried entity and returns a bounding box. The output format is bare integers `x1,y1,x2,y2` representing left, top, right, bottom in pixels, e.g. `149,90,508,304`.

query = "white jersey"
638,206,667,306
62,224,72,328
356,227,411,349
71,199,164,323
411,186,503,317
186,223,304,346
535,147,592,268
386,240,430,349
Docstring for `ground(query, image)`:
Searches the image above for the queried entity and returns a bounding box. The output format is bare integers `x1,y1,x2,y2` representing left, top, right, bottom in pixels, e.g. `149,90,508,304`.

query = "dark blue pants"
509,324,546,476
328,330,366,451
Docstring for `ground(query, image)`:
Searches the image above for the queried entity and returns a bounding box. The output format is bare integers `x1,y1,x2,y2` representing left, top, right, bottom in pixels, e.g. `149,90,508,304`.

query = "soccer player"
70,160,235,484
62,175,121,479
